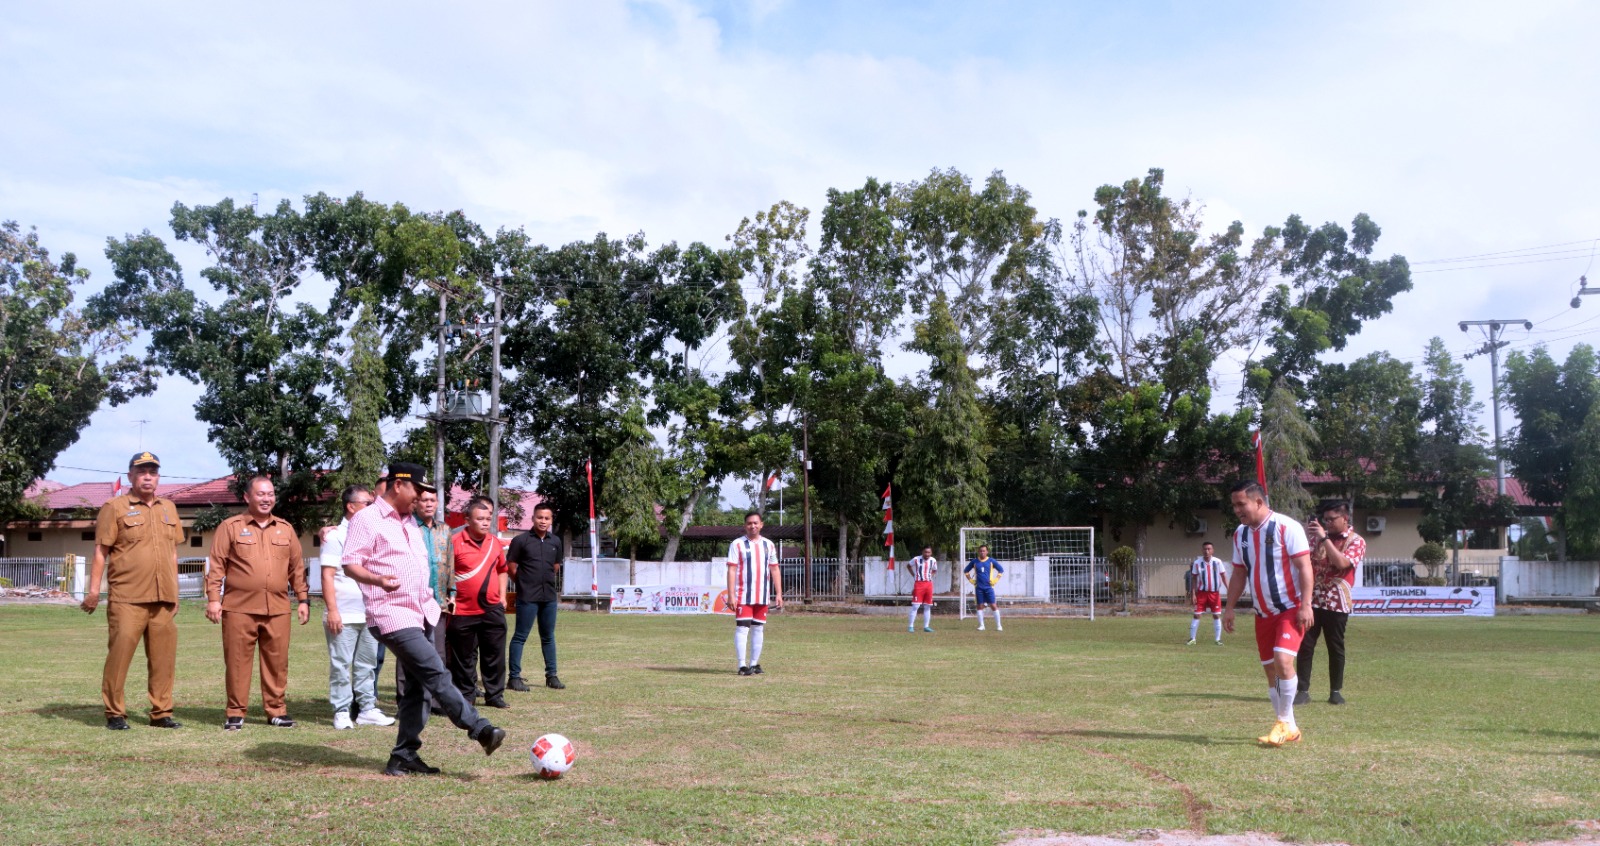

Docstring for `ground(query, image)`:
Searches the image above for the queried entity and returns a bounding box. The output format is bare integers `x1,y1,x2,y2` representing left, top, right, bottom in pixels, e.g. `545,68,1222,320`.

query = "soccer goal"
958,526,1102,620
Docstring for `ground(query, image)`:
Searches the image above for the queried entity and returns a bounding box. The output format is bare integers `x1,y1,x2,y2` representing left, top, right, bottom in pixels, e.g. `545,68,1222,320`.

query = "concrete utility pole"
1459,318,1533,496
435,289,447,500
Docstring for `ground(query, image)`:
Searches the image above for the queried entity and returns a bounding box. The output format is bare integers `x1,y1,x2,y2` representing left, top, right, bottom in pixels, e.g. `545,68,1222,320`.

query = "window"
27,532,42,542
312,535,321,548
81,532,96,541
191,536,203,548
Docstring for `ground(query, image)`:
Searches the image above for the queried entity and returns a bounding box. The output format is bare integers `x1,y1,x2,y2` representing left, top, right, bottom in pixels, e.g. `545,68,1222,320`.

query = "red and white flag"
1251,430,1267,492
881,483,895,571
764,472,779,491
112,478,122,497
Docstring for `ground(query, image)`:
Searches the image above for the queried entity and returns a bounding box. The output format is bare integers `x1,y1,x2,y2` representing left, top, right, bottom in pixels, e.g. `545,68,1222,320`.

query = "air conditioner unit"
1366,516,1387,533
1185,517,1208,536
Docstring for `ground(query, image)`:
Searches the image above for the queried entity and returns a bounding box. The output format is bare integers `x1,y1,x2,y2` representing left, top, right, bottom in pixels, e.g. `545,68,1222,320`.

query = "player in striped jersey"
907,546,937,633
1187,541,1229,645
726,511,784,676
1221,481,1314,747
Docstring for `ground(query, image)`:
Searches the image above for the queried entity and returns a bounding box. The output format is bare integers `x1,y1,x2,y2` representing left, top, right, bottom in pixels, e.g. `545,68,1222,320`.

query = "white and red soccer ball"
531,733,576,779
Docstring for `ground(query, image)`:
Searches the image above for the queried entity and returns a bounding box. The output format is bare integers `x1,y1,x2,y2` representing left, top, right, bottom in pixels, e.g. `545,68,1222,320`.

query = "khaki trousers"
102,601,177,719
221,610,291,718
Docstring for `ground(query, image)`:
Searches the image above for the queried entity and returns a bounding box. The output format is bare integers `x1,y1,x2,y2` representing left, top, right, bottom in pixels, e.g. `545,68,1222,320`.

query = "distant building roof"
34,481,188,511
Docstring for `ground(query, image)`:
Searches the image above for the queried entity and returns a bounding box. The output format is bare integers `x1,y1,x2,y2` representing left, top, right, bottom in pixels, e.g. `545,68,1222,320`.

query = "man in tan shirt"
205,476,309,730
82,452,186,730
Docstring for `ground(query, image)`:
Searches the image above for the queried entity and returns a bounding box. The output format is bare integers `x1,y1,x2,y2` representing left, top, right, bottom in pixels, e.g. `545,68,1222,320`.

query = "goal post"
958,526,1101,620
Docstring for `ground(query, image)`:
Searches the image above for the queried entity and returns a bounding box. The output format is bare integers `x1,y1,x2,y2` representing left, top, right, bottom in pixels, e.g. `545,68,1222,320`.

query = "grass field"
1,603,1598,846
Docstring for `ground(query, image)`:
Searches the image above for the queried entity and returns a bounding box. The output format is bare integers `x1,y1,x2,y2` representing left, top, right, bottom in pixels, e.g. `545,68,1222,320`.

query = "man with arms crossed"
727,511,784,675
319,484,393,729
1294,500,1365,706
1222,480,1314,747
507,503,565,690
206,476,310,730
1187,541,1228,645
342,463,505,776
907,546,937,633
446,497,510,709
82,452,185,730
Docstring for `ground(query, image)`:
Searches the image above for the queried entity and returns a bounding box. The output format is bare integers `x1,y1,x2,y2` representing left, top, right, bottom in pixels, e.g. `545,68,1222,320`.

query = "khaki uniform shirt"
206,513,307,616
94,494,185,604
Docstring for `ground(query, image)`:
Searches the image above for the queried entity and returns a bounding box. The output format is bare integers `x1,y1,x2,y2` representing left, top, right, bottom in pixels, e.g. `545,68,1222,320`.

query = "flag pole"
587,458,598,597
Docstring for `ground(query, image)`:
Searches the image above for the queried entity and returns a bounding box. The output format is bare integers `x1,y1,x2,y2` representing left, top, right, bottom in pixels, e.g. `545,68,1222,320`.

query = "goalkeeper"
962,545,1004,632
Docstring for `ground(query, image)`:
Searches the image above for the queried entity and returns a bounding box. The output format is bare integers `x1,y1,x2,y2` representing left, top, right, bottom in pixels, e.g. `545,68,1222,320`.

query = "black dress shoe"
1328,690,1347,705
107,716,130,731
383,755,441,776
484,697,510,709
1292,691,1311,706
545,675,565,690
750,664,763,675
223,716,244,731
149,716,183,729
507,676,530,692
268,715,296,727
478,725,506,756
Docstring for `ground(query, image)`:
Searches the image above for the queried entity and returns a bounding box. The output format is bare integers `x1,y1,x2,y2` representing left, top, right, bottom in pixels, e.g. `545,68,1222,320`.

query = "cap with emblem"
382,461,436,493
129,451,161,469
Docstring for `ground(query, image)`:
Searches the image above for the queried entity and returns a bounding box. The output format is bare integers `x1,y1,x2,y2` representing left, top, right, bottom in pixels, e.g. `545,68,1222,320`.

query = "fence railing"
780,558,864,601
0,557,73,591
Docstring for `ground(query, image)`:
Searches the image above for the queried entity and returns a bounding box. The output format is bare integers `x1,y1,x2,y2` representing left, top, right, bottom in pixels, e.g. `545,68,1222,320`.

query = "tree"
899,292,990,555
599,401,663,581
1416,338,1507,555
0,222,153,521
1504,344,1599,558
94,199,340,525
1260,378,1318,520
1308,352,1421,508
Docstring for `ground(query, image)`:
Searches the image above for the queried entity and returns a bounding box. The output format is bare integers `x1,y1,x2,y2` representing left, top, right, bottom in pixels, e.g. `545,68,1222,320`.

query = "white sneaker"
977,626,986,631
333,712,354,730
356,708,395,726
997,626,1004,632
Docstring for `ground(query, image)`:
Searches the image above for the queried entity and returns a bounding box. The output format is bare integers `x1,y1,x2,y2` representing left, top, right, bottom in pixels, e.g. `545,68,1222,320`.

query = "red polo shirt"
449,531,506,616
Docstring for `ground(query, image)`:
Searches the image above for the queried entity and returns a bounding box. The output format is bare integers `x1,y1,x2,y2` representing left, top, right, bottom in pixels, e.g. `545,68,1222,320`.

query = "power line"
52,464,215,481
1411,238,1600,265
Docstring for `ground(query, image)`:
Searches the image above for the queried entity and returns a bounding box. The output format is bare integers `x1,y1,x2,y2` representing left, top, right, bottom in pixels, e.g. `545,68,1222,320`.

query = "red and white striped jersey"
1232,512,1311,617
909,555,937,582
727,536,779,606
1190,556,1227,593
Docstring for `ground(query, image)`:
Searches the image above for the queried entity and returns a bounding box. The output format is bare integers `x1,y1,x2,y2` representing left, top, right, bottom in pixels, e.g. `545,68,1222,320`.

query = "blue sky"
5,0,1598,493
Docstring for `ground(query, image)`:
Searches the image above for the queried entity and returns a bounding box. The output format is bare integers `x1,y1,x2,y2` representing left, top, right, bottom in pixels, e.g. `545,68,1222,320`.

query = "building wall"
1124,508,1504,562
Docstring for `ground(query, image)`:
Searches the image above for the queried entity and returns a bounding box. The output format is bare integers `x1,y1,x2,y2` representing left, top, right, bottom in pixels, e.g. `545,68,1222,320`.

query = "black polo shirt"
508,530,564,603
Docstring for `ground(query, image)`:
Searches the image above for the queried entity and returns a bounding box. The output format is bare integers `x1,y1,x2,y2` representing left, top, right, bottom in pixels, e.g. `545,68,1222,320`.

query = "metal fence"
0,557,72,590
780,558,864,601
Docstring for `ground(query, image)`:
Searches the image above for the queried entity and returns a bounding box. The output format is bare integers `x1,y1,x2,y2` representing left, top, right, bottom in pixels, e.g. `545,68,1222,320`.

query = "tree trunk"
661,482,704,565
629,544,636,586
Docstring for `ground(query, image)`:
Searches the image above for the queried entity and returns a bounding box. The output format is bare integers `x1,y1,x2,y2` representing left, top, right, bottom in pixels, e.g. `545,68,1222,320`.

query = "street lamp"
1570,275,1597,309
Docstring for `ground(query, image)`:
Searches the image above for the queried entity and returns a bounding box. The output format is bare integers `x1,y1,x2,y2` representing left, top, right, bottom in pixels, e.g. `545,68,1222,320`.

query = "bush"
1108,546,1137,611
1414,542,1449,581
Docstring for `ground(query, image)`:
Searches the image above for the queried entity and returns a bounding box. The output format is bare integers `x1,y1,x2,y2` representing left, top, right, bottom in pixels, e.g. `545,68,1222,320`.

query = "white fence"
1499,556,1600,600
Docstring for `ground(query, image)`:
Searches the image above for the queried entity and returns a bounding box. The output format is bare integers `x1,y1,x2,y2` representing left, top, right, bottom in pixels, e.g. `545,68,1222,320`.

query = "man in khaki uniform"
205,476,309,730
81,452,186,730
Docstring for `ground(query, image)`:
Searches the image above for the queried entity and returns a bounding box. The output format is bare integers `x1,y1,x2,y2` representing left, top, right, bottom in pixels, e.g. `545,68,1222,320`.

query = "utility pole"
434,288,447,501
801,415,813,606
487,282,504,529
1460,319,1532,497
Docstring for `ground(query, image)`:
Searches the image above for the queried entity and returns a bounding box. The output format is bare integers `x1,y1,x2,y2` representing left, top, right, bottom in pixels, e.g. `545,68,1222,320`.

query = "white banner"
609,584,733,615
1351,585,1495,617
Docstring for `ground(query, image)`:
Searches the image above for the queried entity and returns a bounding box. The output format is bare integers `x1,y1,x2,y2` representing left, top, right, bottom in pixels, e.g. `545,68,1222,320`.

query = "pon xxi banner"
1350,585,1494,617
609,585,733,615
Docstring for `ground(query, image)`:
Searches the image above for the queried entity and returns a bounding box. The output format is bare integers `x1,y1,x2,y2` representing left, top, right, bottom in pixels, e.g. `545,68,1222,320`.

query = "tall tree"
1504,344,1600,558
1308,352,1421,508
1,222,154,521
94,199,340,523
899,292,990,555
1260,377,1318,519
600,400,663,580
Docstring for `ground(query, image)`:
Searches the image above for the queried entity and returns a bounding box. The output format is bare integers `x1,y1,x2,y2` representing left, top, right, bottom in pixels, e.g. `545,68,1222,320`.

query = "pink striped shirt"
341,496,440,634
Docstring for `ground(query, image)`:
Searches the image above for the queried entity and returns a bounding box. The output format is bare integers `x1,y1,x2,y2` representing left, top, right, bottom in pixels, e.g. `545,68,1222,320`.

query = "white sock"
1269,683,1282,719
1189,618,1200,639
908,604,918,628
993,607,1002,629
750,625,765,664
1277,677,1298,727
735,626,749,667
977,609,987,628
923,606,933,628
1213,618,1223,641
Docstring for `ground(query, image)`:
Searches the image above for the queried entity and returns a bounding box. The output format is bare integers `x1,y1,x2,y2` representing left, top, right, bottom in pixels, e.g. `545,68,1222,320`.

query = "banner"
609,584,733,615
1350,585,1495,617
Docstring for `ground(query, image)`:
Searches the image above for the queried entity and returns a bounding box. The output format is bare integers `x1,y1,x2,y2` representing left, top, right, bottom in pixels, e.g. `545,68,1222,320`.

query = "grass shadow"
1048,728,1244,746
643,666,732,675
32,702,105,726
244,741,384,771
1151,692,1260,703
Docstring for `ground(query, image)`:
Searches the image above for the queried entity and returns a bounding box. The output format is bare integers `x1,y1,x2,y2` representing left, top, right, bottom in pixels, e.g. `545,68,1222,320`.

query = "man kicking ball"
963,545,1003,632
907,546,936,632
727,511,783,676
1221,480,1314,747
1188,541,1228,645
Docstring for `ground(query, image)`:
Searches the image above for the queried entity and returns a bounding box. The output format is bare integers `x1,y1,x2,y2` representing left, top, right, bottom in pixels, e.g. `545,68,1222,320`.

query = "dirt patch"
1001,822,1600,846
0,587,76,603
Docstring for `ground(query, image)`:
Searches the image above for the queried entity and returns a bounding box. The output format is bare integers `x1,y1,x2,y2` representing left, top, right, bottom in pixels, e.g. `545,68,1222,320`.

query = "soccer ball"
531,733,576,779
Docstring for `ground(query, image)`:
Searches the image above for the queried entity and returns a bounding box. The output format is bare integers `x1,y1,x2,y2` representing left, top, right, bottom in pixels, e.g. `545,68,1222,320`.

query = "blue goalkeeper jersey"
964,557,1003,586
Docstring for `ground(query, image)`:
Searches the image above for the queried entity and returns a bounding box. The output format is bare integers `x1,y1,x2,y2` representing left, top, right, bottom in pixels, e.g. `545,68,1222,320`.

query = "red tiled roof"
34,481,188,511
1479,476,1541,508
24,480,65,499
443,486,544,532
165,476,240,506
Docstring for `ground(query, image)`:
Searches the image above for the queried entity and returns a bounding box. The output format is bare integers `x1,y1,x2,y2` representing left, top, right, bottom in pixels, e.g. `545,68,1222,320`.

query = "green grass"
1,603,1598,846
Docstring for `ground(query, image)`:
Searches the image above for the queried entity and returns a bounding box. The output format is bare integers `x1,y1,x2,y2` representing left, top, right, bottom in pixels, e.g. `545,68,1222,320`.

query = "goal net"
958,526,1102,620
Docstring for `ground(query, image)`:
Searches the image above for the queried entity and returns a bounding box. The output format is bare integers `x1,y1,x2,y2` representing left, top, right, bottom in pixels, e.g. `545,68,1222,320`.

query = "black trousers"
446,607,507,703
373,621,490,760
1296,606,1349,692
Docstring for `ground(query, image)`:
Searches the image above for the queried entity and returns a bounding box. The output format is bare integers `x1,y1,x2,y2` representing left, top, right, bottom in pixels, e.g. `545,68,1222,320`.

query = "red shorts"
911,582,934,605
1193,590,1221,614
1254,608,1305,664
735,604,769,624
